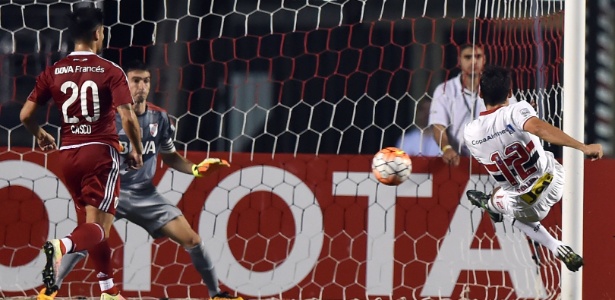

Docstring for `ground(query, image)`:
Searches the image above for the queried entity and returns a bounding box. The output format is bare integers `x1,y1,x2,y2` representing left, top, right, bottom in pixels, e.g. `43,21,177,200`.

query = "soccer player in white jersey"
429,44,519,166
464,65,603,272
42,60,243,300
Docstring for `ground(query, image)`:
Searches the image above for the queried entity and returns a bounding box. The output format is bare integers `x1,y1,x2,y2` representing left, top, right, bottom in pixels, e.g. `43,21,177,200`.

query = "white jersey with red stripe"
464,101,555,196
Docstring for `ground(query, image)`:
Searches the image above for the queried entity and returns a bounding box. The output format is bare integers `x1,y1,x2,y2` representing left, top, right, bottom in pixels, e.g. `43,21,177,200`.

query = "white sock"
512,220,563,254
60,237,74,253
99,278,114,292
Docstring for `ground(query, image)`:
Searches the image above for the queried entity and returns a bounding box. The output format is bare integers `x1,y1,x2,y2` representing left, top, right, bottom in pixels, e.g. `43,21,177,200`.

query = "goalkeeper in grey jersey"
47,60,242,300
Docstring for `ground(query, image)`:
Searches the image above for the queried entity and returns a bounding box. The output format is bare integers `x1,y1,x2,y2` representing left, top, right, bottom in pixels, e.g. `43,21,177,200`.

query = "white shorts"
491,160,564,223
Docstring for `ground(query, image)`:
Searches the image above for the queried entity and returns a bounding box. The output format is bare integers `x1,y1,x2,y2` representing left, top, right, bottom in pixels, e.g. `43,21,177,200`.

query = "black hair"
68,7,103,43
458,43,484,55
123,60,149,74
480,65,512,106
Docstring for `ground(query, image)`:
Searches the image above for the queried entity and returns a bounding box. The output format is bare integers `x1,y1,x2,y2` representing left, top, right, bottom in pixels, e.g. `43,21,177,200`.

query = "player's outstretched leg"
164,215,242,300
88,240,125,299
466,190,503,222
37,250,88,300
38,222,105,300
186,241,243,300
512,220,581,270
40,240,63,298
557,245,584,272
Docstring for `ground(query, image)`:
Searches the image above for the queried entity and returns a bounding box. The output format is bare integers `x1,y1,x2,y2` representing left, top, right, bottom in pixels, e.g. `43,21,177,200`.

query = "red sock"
90,241,118,295
69,223,105,252
89,240,113,282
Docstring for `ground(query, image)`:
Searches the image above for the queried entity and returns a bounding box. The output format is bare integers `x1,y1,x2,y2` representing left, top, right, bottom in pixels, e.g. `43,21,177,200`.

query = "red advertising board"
0,149,614,299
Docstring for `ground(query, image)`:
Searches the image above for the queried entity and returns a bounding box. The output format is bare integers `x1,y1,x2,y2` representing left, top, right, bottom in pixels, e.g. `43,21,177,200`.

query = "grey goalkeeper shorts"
115,188,183,238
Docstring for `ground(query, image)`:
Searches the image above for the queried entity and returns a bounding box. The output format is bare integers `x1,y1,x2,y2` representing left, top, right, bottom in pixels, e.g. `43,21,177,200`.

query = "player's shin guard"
186,241,219,297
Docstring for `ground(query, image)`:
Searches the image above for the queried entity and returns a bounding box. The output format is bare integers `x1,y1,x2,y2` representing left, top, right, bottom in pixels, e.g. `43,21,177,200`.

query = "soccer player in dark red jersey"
19,6,142,300
48,60,241,300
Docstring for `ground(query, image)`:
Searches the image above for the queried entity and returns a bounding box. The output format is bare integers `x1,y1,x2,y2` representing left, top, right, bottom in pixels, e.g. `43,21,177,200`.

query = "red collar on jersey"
480,105,505,116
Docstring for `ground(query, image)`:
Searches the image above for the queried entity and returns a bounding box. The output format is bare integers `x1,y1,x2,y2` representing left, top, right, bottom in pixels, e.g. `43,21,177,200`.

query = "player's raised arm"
117,103,143,169
523,116,603,160
20,100,57,151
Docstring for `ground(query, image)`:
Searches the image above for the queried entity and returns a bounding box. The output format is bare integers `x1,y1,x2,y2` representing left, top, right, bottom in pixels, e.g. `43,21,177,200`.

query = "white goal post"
562,0,586,299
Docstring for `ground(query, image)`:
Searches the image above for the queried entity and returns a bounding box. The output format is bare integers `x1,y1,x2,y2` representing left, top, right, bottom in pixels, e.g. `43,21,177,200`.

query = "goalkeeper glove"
192,158,230,178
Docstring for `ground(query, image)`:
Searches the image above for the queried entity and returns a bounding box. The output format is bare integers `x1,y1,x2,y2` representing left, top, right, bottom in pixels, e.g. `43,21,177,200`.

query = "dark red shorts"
59,143,120,215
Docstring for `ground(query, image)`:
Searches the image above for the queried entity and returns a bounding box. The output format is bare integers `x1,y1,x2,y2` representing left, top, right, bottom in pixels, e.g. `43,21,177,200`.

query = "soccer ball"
371,147,412,186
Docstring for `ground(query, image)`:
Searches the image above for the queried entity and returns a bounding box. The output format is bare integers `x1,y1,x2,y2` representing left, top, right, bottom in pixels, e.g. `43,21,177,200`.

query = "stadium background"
1,0,615,299
1,0,613,155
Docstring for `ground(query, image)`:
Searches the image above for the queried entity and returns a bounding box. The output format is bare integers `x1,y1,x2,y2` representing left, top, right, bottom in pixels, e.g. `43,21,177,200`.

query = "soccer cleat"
100,292,126,300
211,291,244,300
557,245,584,272
37,287,58,300
41,240,63,296
466,190,503,223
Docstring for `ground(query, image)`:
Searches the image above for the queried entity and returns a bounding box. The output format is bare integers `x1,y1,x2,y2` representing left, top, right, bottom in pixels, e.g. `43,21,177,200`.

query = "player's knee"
189,234,202,248
99,224,112,240
181,232,202,248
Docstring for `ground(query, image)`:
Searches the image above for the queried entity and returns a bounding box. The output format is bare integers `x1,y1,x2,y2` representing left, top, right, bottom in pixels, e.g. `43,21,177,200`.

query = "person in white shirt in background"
429,44,518,166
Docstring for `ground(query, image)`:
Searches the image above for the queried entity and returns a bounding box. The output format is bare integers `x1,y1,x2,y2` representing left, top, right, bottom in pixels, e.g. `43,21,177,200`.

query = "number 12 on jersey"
486,141,538,186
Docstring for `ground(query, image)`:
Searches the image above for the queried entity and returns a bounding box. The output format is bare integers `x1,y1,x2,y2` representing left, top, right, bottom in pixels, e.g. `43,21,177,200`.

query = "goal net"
0,0,567,299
